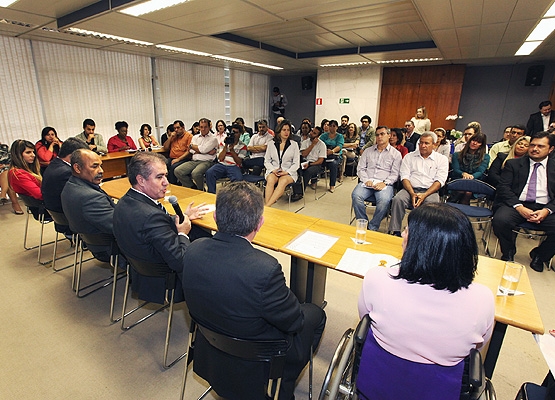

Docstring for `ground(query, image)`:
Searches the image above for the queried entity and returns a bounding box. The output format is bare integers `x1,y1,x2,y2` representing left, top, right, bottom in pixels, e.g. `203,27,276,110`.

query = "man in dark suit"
113,152,208,275
182,181,326,400
526,100,555,136
61,149,118,262
492,131,555,272
113,152,209,302
404,120,420,152
42,138,88,213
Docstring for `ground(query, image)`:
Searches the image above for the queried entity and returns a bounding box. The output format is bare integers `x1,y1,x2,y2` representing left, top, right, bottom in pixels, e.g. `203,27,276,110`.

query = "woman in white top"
264,120,300,206
433,127,451,159
410,106,431,134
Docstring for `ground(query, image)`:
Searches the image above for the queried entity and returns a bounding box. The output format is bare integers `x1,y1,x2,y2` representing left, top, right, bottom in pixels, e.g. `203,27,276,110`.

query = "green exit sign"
339,98,350,104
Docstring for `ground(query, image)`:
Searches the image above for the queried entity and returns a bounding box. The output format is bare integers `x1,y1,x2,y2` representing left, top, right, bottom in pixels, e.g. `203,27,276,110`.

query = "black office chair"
180,318,290,400
45,209,76,272
319,315,496,400
120,256,186,369
74,232,125,323
445,179,496,256
18,194,54,264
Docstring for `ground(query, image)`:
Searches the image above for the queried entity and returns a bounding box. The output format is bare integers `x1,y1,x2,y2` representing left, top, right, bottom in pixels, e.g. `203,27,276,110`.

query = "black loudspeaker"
525,65,545,86
301,76,313,90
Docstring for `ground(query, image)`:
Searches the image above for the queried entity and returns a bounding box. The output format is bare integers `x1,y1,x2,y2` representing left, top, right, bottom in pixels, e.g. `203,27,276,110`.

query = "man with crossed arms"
351,126,401,231
388,132,448,236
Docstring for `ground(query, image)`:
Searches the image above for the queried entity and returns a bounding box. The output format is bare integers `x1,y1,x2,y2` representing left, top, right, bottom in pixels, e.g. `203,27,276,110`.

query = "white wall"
315,66,382,126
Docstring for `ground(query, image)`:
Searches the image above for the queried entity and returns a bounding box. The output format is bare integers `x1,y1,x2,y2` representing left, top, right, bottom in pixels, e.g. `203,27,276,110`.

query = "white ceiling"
0,0,554,74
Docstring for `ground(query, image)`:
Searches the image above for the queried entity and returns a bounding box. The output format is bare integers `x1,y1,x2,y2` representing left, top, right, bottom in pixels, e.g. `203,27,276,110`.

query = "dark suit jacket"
113,188,189,274
113,188,190,303
486,152,508,188
494,155,555,213
182,232,303,399
61,175,115,235
405,132,420,151
41,157,71,213
527,111,555,135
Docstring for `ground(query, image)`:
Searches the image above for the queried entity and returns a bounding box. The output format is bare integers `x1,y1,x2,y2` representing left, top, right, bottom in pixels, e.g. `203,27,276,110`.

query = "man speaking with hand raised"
113,152,210,278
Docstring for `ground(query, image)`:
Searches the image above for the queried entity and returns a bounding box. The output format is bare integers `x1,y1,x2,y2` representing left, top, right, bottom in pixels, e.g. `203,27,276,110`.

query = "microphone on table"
168,196,184,223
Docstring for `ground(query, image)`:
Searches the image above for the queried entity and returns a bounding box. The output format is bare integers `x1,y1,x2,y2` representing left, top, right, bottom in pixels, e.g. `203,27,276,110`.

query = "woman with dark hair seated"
138,123,159,149
357,203,494,399
8,139,49,218
264,120,299,206
36,126,62,172
389,128,408,158
449,132,490,204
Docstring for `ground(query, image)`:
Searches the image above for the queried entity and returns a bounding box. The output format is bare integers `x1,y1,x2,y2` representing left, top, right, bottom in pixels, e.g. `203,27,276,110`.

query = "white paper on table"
201,204,216,213
336,248,400,277
285,230,339,258
534,333,555,373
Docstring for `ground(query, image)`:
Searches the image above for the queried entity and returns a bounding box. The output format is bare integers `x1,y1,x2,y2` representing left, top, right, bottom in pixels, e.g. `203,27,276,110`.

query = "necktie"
525,163,541,202
157,202,168,215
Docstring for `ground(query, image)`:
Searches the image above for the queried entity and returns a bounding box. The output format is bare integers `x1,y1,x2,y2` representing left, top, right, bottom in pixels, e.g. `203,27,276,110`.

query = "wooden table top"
280,219,404,268
100,148,166,161
474,256,544,334
101,177,544,335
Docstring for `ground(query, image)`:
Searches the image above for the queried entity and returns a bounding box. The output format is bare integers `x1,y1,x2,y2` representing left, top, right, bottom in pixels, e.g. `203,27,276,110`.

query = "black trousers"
279,303,326,400
492,202,555,260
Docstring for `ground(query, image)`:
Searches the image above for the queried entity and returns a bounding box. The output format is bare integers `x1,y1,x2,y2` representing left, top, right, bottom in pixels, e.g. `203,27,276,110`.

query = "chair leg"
110,254,123,323
163,289,187,369
23,208,31,250
309,347,313,400
52,233,76,272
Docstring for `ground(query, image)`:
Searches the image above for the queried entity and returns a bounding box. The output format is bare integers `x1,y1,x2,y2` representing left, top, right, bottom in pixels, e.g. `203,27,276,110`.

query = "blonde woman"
488,136,530,187
410,106,431,134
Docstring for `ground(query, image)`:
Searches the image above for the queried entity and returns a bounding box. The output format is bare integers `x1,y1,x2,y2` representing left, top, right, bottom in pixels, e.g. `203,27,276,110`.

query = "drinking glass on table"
355,219,368,244
499,261,523,295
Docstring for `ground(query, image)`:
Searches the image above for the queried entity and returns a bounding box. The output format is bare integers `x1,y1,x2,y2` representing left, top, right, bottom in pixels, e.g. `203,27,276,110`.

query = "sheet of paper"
535,333,555,373
285,230,339,258
336,248,400,277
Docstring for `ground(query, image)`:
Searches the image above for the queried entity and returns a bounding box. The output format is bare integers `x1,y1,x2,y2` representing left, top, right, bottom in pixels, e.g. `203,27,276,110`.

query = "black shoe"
390,231,401,237
290,194,303,202
529,247,539,259
500,253,514,262
530,256,545,272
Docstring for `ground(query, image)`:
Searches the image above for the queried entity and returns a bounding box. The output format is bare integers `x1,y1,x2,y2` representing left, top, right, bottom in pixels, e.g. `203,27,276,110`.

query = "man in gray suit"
61,149,115,262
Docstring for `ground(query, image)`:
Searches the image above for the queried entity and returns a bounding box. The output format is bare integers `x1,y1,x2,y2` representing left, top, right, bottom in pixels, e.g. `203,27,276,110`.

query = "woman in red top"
9,139,43,201
389,128,409,158
35,126,62,171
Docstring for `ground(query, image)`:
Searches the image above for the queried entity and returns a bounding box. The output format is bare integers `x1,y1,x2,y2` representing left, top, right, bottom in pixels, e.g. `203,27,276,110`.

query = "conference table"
101,178,544,378
100,148,166,179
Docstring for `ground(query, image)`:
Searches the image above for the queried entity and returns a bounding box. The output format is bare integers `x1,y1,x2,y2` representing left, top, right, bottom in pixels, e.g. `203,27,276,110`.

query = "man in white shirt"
174,118,218,190
242,119,274,176
351,126,402,231
300,126,327,187
388,132,449,236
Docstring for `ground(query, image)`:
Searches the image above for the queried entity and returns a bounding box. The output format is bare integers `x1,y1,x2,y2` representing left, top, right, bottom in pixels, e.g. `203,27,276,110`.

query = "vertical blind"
157,59,224,129
230,69,270,128
0,36,271,146
0,36,44,146
33,42,154,144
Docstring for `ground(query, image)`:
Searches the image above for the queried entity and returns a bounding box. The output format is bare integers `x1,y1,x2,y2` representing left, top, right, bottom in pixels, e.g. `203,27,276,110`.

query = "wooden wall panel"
379,65,466,131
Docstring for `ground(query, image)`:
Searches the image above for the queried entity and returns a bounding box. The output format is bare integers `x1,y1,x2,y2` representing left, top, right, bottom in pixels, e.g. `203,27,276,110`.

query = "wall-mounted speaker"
525,65,545,86
301,76,313,90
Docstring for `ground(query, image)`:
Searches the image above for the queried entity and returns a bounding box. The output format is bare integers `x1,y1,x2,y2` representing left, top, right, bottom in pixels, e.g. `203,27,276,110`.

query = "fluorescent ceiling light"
515,41,542,56
377,57,442,64
211,55,282,70
321,61,373,67
156,45,282,70
120,0,189,17
526,18,555,41
67,28,153,46
156,44,211,57
0,0,18,7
